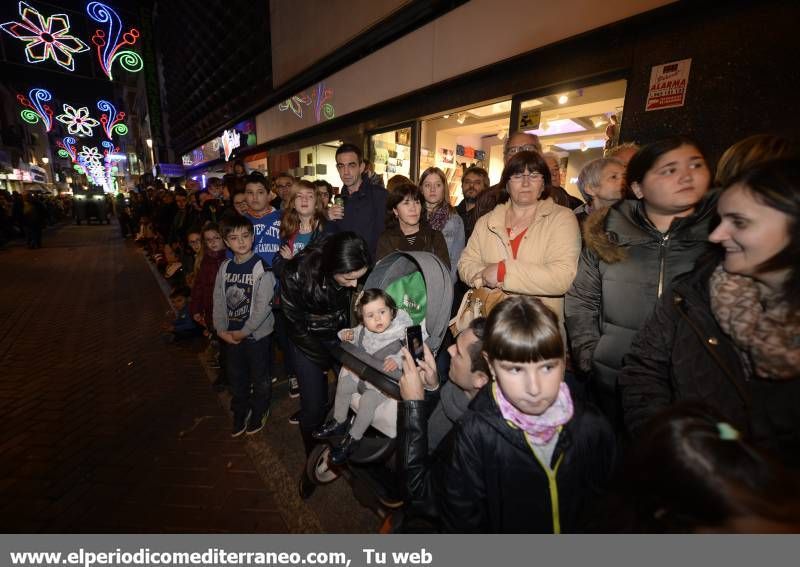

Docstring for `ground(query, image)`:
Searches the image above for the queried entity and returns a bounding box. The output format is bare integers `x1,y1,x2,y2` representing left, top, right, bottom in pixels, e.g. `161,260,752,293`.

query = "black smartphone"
406,324,424,363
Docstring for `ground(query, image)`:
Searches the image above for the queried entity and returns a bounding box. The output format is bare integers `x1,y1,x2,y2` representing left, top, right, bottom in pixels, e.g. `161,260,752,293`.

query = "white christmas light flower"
78,145,103,166
57,104,100,136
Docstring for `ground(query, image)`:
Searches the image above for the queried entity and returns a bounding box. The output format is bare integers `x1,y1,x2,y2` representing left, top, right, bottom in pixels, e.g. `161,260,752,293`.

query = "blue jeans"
226,335,272,420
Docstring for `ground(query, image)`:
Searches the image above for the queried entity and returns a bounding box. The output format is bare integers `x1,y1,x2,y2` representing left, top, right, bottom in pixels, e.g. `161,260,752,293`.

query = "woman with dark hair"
312,179,333,209
280,231,371,496
432,296,616,532
606,403,800,532
375,182,450,267
565,137,716,430
419,167,465,282
459,151,581,336
621,159,800,465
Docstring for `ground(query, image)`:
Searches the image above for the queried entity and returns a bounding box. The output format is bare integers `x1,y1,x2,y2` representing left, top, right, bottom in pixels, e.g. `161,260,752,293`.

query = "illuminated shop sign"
181,118,255,168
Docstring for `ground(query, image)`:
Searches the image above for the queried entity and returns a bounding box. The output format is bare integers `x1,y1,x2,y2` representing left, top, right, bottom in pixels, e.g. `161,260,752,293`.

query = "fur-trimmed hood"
582,196,718,264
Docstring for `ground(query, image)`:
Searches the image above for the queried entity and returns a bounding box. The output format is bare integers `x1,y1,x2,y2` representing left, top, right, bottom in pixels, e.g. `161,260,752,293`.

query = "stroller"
304,251,453,513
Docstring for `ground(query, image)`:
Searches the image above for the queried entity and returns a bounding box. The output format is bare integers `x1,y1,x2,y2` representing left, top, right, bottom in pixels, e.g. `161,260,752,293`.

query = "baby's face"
171,296,187,311
362,298,393,334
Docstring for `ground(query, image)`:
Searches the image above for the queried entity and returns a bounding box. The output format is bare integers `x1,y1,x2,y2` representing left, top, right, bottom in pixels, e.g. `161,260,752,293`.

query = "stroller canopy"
364,250,452,353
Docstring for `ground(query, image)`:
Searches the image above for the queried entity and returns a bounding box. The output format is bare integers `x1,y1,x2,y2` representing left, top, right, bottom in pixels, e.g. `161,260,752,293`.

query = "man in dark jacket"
327,143,387,261
565,194,718,429
167,187,197,246
455,166,489,242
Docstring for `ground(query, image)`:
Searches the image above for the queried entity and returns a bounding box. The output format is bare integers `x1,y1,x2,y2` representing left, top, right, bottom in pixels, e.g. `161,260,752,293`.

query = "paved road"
0,224,320,532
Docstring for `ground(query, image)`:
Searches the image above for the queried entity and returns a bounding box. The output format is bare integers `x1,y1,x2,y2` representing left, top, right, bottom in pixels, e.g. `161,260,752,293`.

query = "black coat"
430,386,616,533
279,237,355,368
620,256,800,466
565,196,718,392
328,174,387,262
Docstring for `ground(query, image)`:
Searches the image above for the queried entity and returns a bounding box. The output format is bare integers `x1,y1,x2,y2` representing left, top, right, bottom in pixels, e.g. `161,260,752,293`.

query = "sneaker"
246,409,270,435
312,418,348,440
231,410,251,438
288,375,300,398
288,410,300,425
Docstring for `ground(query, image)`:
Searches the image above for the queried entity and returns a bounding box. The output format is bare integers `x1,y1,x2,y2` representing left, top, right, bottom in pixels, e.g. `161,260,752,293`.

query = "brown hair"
355,288,398,323
482,296,563,364
279,179,327,240
419,167,455,213
497,150,552,203
716,135,795,188
385,182,424,229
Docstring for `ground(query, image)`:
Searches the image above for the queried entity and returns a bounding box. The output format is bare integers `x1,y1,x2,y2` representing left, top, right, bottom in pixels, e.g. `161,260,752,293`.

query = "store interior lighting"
456,112,467,124
558,94,569,104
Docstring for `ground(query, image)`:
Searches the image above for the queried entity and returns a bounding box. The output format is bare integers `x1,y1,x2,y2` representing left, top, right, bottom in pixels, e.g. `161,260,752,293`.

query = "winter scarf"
709,265,800,380
493,381,573,445
427,204,450,232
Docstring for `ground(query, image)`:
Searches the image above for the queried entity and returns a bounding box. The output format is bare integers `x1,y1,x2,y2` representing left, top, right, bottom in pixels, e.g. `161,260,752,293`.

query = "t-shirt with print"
292,231,313,255
224,254,269,333
245,208,282,266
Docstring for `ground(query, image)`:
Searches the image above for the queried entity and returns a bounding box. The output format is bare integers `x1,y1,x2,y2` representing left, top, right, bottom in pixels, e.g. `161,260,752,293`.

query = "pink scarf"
493,382,573,445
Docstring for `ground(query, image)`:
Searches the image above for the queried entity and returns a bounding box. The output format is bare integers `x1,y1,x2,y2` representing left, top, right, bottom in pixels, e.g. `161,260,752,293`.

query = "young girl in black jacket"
436,296,616,533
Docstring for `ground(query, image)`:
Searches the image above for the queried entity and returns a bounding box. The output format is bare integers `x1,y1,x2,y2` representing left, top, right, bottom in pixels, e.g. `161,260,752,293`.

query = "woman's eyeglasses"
509,172,544,183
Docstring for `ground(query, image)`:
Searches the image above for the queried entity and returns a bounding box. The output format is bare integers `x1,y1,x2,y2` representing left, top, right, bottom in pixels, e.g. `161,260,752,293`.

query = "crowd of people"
131,135,798,533
0,190,72,249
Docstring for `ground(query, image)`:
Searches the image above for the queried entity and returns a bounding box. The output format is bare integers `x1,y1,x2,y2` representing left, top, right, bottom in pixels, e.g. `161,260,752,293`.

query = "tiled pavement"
0,224,292,532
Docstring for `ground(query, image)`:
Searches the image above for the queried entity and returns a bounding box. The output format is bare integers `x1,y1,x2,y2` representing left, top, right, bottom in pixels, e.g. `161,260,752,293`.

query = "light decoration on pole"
17,87,53,131
56,104,100,136
56,136,78,161
97,99,128,139
0,1,90,72
87,2,143,81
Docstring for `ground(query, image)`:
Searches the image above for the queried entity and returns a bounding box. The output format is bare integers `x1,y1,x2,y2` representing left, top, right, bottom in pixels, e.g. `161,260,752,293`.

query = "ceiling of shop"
154,0,272,154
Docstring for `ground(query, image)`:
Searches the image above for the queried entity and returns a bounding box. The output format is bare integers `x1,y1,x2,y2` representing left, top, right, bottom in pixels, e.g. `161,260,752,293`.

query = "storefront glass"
420,100,511,205
515,79,627,200
294,141,342,189
368,127,413,187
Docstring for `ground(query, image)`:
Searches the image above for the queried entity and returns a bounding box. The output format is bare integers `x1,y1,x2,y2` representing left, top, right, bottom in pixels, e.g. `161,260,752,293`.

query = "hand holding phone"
405,324,424,363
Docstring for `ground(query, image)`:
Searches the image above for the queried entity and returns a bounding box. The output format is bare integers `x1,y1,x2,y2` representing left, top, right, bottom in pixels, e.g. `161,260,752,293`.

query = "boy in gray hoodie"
213,215,276,437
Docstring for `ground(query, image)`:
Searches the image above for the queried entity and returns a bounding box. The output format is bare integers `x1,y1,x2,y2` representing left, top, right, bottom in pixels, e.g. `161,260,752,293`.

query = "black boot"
312,418,348,440
330,434,360,465
298,471,316,500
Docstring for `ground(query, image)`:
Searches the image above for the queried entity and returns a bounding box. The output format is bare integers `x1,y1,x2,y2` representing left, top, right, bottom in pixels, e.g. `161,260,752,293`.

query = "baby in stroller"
314,288,426,464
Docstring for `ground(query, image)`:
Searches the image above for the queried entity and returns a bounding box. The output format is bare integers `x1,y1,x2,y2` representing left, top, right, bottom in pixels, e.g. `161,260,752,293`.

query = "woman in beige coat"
458,151,581,331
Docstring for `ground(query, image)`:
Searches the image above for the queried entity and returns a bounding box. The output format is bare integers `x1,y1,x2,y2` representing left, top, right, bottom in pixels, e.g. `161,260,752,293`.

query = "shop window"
295,141,342,189
419,100,511,205
369,127,412,188
516,79,627,201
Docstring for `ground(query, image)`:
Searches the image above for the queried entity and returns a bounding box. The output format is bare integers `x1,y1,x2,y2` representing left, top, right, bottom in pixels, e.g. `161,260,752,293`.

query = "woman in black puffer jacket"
281,232,370,454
